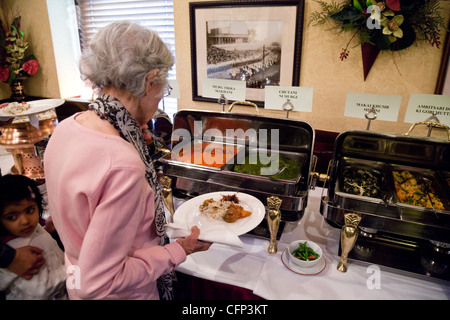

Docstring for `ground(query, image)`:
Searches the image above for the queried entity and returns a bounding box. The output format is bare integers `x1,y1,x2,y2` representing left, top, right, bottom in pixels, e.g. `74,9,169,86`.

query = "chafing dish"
321,130,450,281
154,109,315,237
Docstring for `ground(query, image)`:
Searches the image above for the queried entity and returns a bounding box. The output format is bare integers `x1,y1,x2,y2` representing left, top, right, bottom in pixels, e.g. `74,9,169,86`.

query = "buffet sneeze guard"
154,109,315,239
320,130,450,281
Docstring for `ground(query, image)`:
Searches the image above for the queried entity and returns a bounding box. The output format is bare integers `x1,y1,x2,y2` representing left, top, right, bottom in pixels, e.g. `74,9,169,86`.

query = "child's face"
1,198,39,238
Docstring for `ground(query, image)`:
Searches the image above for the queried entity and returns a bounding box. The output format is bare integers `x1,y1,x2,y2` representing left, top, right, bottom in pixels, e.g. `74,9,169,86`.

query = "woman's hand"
176,226,212,255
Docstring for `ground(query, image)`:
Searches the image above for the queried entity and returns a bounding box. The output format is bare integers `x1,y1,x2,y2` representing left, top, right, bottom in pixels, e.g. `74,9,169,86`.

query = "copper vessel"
0,117,58,178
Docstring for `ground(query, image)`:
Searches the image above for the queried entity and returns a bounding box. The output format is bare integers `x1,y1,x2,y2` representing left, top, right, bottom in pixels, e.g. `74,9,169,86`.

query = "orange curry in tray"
171,141,238,168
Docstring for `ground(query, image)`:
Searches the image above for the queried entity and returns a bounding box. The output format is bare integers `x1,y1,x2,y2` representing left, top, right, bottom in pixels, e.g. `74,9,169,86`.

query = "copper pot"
0,117,58,178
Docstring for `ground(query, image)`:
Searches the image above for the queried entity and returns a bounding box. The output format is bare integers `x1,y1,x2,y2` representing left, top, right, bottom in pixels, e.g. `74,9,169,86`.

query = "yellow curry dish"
392,170,445,210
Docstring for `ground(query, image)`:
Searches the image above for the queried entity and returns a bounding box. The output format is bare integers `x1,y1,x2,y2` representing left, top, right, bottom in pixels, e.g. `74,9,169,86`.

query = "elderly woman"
44,21,211,300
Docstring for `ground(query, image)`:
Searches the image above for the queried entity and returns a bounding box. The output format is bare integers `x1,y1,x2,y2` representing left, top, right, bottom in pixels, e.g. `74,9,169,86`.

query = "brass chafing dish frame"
154,109,315,222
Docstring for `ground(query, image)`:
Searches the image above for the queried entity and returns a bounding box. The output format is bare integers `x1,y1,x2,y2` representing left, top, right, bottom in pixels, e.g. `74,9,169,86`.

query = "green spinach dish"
232,154,301,180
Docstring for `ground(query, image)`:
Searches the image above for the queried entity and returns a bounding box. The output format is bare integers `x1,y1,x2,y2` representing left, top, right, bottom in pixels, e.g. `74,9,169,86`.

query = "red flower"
386,0,401,12
0,66,9,82
22,59,39,75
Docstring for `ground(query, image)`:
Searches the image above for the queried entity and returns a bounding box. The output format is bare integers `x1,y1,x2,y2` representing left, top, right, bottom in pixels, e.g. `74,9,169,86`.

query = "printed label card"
404,94,450,126
167,79,180,99
344,93,401,121
264,86,313,112
202,78,246,101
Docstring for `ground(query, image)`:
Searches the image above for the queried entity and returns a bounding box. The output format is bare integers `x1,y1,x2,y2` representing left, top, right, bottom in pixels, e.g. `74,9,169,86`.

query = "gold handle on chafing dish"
227,101,260,115
404,120,450,141
337,212,362,273
160,176,175,217
266,196,282,254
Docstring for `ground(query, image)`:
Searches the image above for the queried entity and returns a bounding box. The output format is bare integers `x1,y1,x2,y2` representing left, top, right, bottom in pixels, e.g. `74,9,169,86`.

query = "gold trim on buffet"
267,196,282,254
337,212,362,273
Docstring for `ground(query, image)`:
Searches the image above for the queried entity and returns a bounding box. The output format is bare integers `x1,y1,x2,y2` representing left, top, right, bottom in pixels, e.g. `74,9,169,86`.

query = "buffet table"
0,152,448,300
174,187,450,300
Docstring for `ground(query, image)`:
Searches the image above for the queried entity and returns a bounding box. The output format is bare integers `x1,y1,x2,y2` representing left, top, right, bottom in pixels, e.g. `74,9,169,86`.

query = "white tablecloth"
175,187,450,300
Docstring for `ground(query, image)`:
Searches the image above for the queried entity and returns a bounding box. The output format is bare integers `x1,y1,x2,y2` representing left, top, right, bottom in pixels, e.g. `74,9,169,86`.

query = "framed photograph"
435,24,449,95
190,0,305,106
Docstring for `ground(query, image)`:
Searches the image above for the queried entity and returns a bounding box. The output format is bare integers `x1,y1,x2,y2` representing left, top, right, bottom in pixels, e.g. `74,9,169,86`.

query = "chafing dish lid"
172,109,314,154
334,130,450,170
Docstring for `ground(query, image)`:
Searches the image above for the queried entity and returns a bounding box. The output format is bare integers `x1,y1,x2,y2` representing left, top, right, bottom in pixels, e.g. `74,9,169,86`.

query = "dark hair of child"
0,174,44,239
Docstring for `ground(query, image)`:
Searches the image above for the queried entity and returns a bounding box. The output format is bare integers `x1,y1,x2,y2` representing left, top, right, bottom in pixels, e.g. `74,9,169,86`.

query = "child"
0,174,67,300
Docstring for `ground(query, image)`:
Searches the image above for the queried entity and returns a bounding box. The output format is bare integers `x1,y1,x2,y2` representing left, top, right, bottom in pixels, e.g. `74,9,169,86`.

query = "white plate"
0,99,65,117
281,249,326,276
173,191,265,236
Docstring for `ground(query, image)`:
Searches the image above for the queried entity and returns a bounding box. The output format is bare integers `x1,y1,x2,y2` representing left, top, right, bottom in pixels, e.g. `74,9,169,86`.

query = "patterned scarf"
89,93,174,300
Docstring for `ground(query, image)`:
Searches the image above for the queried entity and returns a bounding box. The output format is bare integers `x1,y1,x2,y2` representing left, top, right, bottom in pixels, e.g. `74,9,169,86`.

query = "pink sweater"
44,113,186,300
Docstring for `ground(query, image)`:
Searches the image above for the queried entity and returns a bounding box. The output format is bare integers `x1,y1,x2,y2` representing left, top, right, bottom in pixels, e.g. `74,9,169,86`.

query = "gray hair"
79,21,174,98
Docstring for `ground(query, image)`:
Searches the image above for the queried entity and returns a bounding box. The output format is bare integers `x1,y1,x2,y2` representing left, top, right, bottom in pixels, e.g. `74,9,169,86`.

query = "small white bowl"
288,240,323,268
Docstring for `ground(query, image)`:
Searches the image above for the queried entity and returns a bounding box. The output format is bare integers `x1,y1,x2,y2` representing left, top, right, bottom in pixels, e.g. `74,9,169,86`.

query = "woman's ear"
145,69,159,93
145,76,153,94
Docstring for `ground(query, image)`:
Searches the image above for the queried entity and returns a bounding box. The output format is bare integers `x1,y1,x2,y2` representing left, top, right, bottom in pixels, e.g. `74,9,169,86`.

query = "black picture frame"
189,0,305,107
435,21,450,95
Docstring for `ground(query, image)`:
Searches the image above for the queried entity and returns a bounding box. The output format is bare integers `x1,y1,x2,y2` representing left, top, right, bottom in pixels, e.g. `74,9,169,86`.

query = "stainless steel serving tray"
159,143,307,195
334,157,388,205
156,109,315,221
321,130,450,243
221,147,308,195
158,139,241,178
389,164,450,214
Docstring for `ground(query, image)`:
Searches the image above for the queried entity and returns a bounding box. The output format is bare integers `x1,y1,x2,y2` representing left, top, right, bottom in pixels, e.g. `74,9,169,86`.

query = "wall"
0,0,58,99
0,0,81,100
1,0,448,138
174,0,450,138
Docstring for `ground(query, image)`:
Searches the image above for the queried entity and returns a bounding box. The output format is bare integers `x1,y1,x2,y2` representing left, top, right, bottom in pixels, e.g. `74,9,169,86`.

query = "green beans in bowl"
288,240,323,268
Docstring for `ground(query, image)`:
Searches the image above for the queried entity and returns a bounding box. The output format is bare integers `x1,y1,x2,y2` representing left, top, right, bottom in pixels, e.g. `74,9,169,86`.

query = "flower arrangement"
0,16,39,84
310,0,447,78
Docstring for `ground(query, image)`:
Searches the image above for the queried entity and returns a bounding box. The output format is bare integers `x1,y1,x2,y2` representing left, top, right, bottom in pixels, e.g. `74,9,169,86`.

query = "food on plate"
221,194,239,203
233,154,301,180
0,101,31,115
13,109,57,123
291,241,320,261
222,202,252,223
342,168,383,198
392,170,445,210
172,141,237,168
199,194,252,223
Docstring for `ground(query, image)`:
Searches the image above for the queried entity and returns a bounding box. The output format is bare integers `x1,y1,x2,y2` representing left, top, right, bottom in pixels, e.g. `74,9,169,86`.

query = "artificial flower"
310,0,446,55
22,59,39,75
309,0,446,79
0,16,39,84
381,14,404,42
